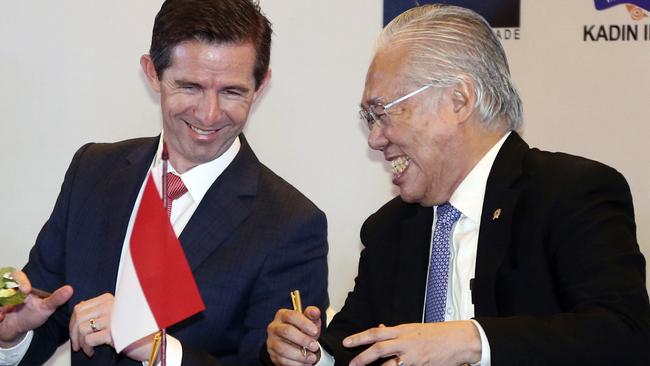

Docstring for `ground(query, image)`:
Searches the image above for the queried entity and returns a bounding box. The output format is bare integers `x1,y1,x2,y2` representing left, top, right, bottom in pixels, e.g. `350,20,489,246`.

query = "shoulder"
60,137,156,192
244,163,328,257
72,137,156,166
70,136,155,172
361,196,428,244
497,133,627,190
364,196,420,225
255,162,324,218
233,136,324,219
521,148,629,192
510,147,635,235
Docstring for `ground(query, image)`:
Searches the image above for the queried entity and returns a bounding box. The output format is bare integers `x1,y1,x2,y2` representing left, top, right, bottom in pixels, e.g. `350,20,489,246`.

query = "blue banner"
384,0,520,27
594,0,650,11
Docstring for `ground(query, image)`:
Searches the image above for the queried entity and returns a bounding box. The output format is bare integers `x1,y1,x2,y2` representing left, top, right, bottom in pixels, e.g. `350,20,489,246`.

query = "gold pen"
290,290,308,357
148,331,162,365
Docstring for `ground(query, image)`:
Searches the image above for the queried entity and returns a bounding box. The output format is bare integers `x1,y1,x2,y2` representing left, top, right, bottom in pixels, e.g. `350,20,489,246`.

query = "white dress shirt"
0,133,240,366
317,132,511,366
433,131,511,366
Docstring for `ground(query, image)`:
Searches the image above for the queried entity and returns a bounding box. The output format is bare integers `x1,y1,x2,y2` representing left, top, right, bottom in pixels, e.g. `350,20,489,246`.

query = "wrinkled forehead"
169,39,255,65
362,48,412,106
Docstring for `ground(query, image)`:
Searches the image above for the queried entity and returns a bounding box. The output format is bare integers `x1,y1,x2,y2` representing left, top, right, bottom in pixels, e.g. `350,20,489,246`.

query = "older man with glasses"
265,3,649,366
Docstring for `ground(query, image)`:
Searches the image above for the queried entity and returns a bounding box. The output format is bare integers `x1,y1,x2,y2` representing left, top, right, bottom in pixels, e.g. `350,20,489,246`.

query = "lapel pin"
492,208,501,220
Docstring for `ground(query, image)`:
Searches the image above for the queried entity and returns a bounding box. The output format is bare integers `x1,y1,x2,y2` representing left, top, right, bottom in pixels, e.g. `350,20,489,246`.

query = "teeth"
190,125,214,135
391,156,410,175
186,122,216,135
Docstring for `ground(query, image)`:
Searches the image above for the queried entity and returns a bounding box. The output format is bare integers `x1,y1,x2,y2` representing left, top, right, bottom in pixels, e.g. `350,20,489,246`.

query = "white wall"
0,1,647,365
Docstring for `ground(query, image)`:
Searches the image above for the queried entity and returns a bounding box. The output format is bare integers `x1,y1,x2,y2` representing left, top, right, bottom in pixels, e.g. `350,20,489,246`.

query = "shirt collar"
152,131,241,203
446,131,511,223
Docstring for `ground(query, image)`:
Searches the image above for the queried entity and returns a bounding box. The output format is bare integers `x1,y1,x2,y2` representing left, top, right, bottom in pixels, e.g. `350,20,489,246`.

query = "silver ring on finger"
89,318,99,333
395,356,405,366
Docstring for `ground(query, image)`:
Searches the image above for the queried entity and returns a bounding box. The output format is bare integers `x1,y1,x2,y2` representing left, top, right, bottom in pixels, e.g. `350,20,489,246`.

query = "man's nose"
367,123,388,151
195,92,221,124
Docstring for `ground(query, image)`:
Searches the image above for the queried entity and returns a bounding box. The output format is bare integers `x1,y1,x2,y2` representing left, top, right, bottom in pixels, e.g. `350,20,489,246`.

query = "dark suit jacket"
21,135,329,365
320,132,649,365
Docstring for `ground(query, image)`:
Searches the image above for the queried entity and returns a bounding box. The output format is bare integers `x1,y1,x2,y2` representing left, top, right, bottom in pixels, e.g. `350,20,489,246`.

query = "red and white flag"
112,173,205,352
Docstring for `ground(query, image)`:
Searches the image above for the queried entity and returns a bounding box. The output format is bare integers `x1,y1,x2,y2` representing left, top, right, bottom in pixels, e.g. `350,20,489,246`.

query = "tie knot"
166,172,187,201
436,203,461,225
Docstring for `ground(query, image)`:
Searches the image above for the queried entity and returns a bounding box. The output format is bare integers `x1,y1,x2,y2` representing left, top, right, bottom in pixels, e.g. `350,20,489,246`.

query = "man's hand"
69,293,115,357
69,293,161,361
343,321,482,366
0,270,73,348
121,331,159,362
267,305,322,366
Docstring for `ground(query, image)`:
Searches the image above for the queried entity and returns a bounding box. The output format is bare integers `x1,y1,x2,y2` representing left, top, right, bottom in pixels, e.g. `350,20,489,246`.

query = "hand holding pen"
266,290,323,366
0,269,73,348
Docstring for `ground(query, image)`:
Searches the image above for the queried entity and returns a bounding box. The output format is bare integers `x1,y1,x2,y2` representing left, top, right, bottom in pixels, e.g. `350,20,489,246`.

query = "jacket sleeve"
19,143,94,365
318,206,399,366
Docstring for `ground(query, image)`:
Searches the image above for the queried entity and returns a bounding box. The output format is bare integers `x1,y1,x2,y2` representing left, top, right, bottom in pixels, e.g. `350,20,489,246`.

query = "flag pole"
159,143,169,366
135,139,203,364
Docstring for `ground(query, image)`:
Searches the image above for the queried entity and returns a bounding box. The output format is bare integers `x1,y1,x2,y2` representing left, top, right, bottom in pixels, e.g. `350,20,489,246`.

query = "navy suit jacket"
319,132,649,365
21,135,329,365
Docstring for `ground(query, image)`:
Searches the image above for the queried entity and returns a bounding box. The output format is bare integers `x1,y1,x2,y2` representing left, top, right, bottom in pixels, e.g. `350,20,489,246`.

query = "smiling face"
362,49,473,206
141,40,270,173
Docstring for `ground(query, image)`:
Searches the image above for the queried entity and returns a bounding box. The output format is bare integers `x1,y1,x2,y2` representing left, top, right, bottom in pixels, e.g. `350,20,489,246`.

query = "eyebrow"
224,84,252,94
174,79,202,88
173,80,252,94
361,97,386,108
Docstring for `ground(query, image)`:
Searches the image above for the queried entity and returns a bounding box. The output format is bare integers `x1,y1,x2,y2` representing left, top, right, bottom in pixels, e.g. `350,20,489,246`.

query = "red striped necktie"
166,172,188,217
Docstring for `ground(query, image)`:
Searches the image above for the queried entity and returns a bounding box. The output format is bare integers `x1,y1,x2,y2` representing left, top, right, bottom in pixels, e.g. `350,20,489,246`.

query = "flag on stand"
112,173,205,352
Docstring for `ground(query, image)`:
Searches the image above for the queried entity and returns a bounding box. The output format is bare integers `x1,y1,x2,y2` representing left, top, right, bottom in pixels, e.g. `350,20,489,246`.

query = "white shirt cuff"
313,342,334,366
0,330,33,366
142,335,182,366
469,319,491,366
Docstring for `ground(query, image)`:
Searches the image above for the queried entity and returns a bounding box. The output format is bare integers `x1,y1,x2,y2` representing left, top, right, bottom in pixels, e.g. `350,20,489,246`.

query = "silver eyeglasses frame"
359,84,433,130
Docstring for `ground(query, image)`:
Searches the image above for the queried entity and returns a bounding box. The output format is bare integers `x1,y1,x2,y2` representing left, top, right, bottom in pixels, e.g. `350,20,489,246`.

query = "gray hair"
376,4,523,130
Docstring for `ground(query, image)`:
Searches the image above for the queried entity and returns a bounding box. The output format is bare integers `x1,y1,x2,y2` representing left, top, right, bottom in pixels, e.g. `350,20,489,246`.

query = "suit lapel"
178,135,258,270
391,204,434,325
96,138,158,295
473,132,528,316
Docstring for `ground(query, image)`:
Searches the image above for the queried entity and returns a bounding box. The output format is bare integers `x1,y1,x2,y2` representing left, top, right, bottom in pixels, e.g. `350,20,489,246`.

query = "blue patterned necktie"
424,203,462,323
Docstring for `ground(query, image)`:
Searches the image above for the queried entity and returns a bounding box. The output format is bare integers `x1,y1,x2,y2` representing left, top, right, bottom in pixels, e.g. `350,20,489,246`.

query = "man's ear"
252,68,272,103
450,77,476,123
140,54,161,93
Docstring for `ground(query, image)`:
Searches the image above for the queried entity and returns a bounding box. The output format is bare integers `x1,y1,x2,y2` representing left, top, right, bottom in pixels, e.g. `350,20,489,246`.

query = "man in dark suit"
265,4,649,366
0,0,328,365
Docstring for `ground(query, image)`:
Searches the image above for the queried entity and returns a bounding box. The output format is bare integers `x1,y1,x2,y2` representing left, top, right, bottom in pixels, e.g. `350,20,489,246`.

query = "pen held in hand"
29,287,52,299
290,290,308,357
290,290,303,313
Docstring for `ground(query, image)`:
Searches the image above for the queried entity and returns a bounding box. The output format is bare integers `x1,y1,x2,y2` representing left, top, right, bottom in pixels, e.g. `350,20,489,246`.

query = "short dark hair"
149,0,272,89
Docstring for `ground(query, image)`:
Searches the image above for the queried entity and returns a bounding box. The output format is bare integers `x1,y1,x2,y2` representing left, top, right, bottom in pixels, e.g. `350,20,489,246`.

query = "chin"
398,190,422,204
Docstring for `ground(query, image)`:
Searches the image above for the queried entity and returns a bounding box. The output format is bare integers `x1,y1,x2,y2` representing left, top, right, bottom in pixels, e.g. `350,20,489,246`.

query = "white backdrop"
0,1,647,365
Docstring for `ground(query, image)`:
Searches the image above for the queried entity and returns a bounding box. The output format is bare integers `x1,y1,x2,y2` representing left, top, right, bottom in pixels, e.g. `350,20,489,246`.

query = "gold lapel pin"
492,208,502,220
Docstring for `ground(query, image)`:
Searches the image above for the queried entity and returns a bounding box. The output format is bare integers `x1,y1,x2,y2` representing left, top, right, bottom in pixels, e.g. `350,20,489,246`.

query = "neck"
451,119,509,193
169,158,196,175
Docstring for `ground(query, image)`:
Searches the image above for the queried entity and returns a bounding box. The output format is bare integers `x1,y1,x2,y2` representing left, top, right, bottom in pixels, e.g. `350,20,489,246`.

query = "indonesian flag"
112,173,205,352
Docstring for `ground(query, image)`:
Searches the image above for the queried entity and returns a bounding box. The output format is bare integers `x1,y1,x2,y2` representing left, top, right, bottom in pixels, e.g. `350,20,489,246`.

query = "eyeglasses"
359,84,433,131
